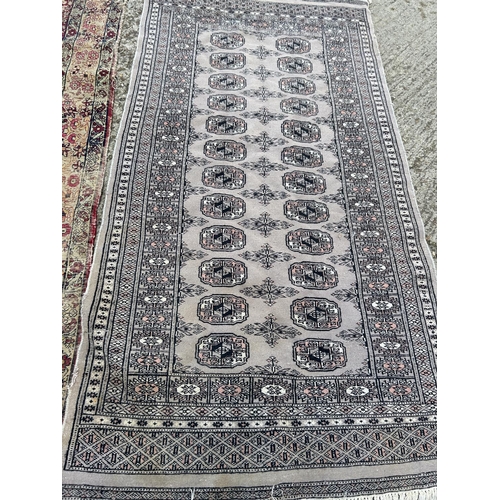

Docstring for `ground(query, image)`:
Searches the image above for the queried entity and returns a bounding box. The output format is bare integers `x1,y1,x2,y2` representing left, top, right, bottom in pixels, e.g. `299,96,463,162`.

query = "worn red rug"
62,0,124,414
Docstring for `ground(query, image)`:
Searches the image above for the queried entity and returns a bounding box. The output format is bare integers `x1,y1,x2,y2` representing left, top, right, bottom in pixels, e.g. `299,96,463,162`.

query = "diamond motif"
241,277,299,306
241,314,302,347
291,297,342,330
197,294,249,324
293,339,347,371
239,212,293,238
241,184,289,205
239,243,294,269
243,131,287,152
196,334,249,369
240,157,288,178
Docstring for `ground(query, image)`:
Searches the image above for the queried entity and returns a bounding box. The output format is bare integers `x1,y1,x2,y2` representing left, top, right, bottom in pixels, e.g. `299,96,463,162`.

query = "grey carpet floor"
370,0,437,261
106,0,437,262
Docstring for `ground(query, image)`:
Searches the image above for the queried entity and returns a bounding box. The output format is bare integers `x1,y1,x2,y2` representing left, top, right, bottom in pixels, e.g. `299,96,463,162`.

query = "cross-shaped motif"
238,212,293,237
239,243,295,269
241,184,289,206
240,157,288,178
243,131,287,152
241,314,302,347
240,277,299,306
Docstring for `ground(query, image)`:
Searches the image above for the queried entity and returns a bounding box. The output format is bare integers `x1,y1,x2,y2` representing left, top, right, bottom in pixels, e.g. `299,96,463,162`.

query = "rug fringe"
292,487,436,500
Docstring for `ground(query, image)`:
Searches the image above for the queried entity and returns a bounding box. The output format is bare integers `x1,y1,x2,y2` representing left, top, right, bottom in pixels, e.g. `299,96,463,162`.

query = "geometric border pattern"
63,472,436,499
68,423,436,473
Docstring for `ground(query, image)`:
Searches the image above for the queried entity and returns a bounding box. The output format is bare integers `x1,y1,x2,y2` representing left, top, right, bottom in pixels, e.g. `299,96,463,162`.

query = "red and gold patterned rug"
62,0,124,414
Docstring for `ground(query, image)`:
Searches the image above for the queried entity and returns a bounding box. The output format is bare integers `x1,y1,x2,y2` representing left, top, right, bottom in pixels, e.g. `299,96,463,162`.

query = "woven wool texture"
62,1,437,498
62,0,125,413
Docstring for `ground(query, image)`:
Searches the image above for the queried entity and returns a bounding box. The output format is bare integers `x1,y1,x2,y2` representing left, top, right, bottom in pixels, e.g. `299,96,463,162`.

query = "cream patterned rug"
62,1,437,498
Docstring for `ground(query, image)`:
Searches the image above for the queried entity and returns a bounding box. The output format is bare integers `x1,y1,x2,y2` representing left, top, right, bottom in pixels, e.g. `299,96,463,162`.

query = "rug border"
62,484,436,500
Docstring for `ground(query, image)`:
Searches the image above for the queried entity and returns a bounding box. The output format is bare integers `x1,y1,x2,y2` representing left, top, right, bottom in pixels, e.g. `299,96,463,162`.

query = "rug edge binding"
62,485,437,500
300,486,437,500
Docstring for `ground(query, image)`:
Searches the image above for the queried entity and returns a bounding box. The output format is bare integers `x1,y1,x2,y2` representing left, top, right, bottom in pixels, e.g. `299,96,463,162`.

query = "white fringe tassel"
284,487,437,500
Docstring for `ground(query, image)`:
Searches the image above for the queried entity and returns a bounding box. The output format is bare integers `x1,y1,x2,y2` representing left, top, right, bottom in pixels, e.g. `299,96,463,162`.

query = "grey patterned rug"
62,1,437,498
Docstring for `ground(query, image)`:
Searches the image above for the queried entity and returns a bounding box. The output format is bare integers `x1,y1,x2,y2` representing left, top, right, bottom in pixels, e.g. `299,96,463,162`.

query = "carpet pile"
62,1,437,498
62,0,125,413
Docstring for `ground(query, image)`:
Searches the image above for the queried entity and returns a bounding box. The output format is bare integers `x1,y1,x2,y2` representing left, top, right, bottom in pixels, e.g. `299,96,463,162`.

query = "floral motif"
242,65,281,81
319,188,345,204
128,376,166,402
182,210,208,230
241,107,286,125
243,131,287,152
211,378,250,403
240,277,299,306
322,219,349,234
62,0,124,414
243,45,280,59
327,250,355,269
241,314,301,347
178,277,207,302
62,355,71,370
185,153,210,168
241,184,289,205
316,141,338,155
240,157,288,178
296,381,337,403
381,380,419,402
188,128,211,145
62,5,437,482
338,328,366,345
375,357,413,376
331,286,360,304
238,212,293,237
242,86,283,102
183,180,209,198
312,114,335,130
239,243,295,269
241,356,301,376
181,246,208,264
174,317,206,344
